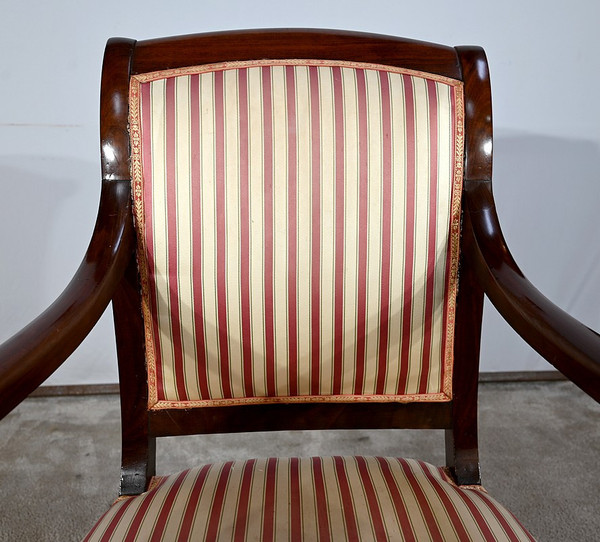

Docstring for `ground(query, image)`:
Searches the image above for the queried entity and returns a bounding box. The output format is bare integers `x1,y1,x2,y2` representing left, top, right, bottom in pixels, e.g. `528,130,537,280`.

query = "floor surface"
1,381,599,541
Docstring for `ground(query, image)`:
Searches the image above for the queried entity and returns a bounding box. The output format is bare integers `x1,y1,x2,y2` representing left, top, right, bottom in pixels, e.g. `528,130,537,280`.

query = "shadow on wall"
1,134,599,382
0,156,119,386
480,132,600,372
0,160,79,339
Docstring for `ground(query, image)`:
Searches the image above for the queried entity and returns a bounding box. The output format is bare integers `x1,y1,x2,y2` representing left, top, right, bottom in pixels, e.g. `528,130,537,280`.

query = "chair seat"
83,457,534,541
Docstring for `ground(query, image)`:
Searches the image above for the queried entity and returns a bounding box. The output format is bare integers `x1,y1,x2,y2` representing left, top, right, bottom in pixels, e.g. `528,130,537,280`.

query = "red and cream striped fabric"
129,60,464,409
83,457,534,541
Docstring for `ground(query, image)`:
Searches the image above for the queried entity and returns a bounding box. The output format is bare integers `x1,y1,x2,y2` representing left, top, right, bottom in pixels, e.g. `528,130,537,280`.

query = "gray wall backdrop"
1,0,599,385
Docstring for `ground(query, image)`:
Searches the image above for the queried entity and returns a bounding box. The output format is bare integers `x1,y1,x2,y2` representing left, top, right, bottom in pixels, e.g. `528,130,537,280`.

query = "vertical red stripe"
434,464,515,540
262,66,277,397
214,71,233,399
398,75,416,394
398,460,444,541
452,467,533,540
140,82,165,400
148,471,188,542
88,497,136,542
233,459,256,541
190,74,210,399
261,457,278,541
289,457,302,542
177,465,211,540
204,461,234,539
419,464,472,541
238,69,254,397
311,457,332,542
375,458,416,542
376,72,393,395
332,66,345,396
419,80,439,394
333,457,360,541
309,66,321,395
353,70,369,395
355,457,388,541
466,489,534,542
165,77,188,401
120,472,184,542
286,66,299,396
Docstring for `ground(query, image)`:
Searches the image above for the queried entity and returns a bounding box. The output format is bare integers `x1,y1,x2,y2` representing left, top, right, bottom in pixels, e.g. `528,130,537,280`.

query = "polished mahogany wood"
456,46,493,182
464,179,600,402
149,402,453,438
110,29,477,494
1,30,599,504
132,29,461,79
440,45,492,486
100,38,136,182
112,255,156,495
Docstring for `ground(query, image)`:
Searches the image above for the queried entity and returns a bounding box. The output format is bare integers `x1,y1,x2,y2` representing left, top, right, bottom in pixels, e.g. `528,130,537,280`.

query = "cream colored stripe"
197,73,221,399
372,457,408,539
223,68,244,398
405,76,428,394
192,463,229,539
386,72,408,394
384,459,434,538
174,76,198,399
87,457,538,540
84,498,132,541
421,462,486,539
271,66,291,396
149,79,176,401
273,458,292,539
341,457,378,540
465,486,530,540
365,456,413,538
299,457,319,539
340,68,359,394
429,83,453,394
128,477,177,540
160,470,204,538
242,458,268,539
212,460,243,538
294,66,313,396
487,493,533,539
317,66,336,395
106,496,146,540
407,459,462,538
376,458,422,536
166,469,205,538
247,66,267,396
318,457,347,540
363,69,384,395
139,65,462,404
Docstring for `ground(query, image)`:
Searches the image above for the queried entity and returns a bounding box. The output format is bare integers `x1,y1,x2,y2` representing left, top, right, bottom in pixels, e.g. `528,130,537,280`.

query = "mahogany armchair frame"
1,30,599,500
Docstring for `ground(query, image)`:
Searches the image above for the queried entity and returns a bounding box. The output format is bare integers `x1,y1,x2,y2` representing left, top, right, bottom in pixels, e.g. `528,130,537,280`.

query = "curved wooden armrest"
0,179,134,420
464,179,600,402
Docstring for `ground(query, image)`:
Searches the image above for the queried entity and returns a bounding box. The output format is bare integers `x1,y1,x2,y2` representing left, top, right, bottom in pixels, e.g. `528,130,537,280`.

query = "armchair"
1,29,599,540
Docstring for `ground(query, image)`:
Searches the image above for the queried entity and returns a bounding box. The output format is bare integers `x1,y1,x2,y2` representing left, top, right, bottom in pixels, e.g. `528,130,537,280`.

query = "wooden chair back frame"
99,30,492,496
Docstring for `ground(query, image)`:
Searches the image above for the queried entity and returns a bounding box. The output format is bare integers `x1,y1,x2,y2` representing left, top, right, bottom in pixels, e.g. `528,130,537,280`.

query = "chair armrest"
0,179,134,419
464,179,600,403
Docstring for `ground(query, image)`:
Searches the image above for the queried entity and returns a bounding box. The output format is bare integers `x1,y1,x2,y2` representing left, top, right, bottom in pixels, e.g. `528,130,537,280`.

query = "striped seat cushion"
83,457,534,541
129,60,464,409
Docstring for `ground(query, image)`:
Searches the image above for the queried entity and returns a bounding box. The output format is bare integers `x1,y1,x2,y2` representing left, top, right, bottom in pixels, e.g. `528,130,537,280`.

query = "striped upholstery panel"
129,60,464,409
83,457,534,541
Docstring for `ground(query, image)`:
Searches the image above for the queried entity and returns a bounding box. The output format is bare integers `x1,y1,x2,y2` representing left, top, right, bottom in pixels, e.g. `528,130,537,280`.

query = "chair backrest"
102,30,491,496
